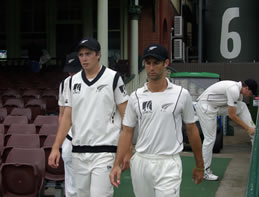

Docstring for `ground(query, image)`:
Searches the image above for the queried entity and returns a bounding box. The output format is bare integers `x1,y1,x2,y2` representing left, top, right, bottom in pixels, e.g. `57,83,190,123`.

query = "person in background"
58,52,82,196
195,79,257,181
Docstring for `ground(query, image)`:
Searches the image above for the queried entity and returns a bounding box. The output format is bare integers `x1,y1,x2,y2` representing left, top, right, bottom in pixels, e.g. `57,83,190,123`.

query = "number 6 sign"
220,7,241,59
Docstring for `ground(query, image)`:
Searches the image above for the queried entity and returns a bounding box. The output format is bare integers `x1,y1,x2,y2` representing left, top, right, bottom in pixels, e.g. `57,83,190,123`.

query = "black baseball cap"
63,52,81,73
76,37,101,52
244,79,258,95
143,44,168,61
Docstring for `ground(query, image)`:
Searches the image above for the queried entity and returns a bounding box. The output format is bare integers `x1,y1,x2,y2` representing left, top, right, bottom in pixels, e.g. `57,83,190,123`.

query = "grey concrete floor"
214,124,252,197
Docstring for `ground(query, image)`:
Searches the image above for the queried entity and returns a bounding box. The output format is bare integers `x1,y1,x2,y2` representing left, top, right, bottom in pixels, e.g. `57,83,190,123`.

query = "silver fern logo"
142,101,152,114
161,103,174,112
96,84,108,92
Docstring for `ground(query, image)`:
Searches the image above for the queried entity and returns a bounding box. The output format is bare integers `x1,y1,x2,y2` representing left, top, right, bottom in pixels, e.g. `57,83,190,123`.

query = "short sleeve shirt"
65,66,128,146
58,76,71,107
197,80,242,107
123,78,196,155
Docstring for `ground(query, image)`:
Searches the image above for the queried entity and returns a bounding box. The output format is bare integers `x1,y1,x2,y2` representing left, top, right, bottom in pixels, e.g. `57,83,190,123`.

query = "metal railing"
246,107,259,197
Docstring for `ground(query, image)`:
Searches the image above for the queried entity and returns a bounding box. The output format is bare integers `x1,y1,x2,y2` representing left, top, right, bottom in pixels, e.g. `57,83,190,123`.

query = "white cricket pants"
130,152,182,197
62,138,77,197
196,101,255,170
72,152,115,197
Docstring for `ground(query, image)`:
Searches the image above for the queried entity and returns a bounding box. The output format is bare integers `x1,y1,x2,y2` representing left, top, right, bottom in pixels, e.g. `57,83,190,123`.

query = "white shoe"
203,168,219,181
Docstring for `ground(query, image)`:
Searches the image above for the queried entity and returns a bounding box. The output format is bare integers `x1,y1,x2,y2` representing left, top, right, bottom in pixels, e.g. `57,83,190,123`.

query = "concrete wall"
171,63,259,83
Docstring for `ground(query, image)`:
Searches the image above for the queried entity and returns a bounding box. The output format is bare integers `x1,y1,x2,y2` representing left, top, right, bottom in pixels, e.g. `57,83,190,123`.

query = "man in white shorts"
110,44,204,197
58,52,81,196
49,37,129,197
195,79,257,181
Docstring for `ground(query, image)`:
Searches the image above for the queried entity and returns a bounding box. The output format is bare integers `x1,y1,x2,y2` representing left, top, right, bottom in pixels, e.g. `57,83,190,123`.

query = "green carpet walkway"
114,156,231,197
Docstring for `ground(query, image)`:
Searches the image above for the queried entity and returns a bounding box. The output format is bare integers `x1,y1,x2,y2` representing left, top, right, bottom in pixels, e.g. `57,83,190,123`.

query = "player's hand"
247,127,255,136
192,167,204,184
48,148,61,168
121,150,133,171
109,165,122,188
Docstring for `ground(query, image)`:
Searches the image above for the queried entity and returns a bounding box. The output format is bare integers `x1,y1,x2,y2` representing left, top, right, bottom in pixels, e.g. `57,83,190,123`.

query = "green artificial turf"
114,156,231,197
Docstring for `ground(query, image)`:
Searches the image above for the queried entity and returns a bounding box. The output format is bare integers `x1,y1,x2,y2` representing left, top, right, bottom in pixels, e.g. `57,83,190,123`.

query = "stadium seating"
33,115,58,133
41,89,58,114
0,108,7,123
0,132,4,157
43,135,64,181
25,99,46,121
3,115,28,133
38,124,58,147
0,147,45,197
10,108,32,123
5,124,36,143
1,89,21,103
2,134,41,163
21,89,41,104
3,98,24,114
5,134,40,149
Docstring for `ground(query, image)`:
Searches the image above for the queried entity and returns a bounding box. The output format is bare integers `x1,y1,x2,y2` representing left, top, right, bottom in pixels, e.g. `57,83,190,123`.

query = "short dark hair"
243,79,258,95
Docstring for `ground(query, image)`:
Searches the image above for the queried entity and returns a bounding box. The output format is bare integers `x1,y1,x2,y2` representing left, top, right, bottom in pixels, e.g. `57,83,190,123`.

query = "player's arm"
117,101,133,170
182,89,203,184
110,125,134,187
48,106,72,168
228,106,255,135
186,123,204,184
58,106,64,124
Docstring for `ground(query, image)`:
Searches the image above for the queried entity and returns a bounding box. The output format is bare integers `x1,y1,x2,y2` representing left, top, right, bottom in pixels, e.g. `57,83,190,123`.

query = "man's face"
78,48,100,72
243,86,253,97
144,57,168,81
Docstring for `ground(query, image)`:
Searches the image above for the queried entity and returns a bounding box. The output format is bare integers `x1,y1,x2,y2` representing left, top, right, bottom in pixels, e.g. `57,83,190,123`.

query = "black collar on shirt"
81,66,106,86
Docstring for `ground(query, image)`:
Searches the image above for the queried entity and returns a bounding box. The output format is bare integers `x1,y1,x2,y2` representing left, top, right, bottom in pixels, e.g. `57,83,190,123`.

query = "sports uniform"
58,76,76,197
123,78,196,197
65,66,128,197
196,80,256,180
58,52,81,197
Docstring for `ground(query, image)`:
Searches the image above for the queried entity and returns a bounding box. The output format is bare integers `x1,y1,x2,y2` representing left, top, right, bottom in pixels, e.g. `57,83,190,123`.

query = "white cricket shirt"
123,78,196,155
66,66,128,146
58,76,71,107
197,80,242,107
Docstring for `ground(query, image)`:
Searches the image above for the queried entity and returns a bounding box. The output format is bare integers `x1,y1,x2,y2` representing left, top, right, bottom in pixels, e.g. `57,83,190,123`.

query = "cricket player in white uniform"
49,37,129,197
58,52,81,197
196,79,257,181
110,44,204,197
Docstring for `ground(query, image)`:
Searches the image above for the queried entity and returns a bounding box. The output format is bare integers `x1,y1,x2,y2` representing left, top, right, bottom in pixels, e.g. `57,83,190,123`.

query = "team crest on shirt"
96,84,108,92
161,103,174,112
119,85,127,96
142,100,152,114
73,83,81,94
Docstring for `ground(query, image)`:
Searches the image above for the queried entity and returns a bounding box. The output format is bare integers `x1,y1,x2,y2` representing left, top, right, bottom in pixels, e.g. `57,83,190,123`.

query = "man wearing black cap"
110,44,204,197
49,37,129,197
58,52,81,197
195,79,258,181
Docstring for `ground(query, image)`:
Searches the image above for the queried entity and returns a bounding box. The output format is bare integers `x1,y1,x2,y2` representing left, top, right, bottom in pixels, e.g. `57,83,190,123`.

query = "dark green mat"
114,156,231,197
181,156,231,197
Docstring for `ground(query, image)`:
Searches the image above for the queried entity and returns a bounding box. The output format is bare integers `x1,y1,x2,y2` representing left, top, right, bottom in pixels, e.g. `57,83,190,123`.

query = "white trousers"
72,152,115,197
196,101,255,169
130,152,182,197
62,138,77,197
